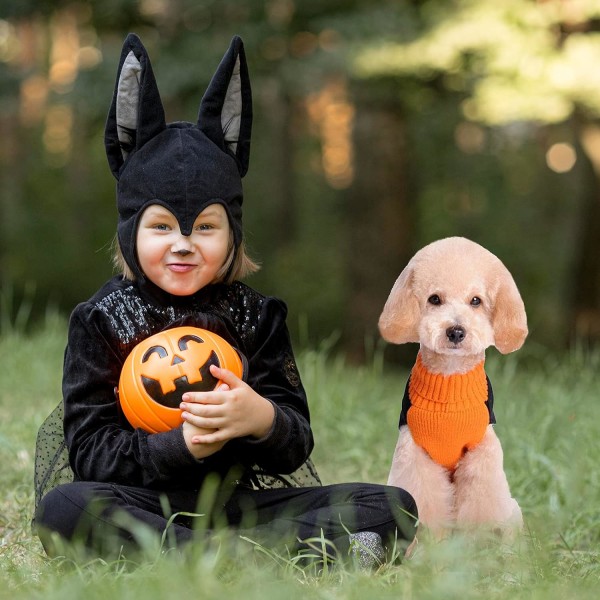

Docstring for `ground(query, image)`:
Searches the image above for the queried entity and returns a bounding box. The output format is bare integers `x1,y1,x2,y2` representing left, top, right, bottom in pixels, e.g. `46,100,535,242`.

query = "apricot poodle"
379,237,527,537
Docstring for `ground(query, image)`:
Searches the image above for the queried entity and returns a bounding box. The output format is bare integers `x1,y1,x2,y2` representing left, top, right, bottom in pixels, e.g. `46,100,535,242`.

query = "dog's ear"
491,266,528,354
198,36,252,176
378,264,420,344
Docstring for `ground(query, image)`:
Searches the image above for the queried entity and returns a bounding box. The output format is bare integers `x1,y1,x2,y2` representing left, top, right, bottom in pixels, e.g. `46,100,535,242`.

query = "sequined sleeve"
228,294,314,474
62,300,218,488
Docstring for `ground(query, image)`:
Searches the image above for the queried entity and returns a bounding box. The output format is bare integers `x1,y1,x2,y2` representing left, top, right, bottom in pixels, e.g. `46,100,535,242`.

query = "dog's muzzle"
446,325,466,344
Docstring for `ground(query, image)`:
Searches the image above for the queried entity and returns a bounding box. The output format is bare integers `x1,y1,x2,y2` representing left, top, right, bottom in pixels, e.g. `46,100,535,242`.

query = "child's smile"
136,203,231,296
168,263,196,273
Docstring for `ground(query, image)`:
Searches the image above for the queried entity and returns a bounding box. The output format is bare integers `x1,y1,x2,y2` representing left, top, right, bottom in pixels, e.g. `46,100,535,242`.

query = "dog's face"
379,237,528,357
417,266,495,357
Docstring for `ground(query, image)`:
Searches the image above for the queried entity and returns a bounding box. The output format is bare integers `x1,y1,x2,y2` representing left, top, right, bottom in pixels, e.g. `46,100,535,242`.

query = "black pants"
34,480,417,560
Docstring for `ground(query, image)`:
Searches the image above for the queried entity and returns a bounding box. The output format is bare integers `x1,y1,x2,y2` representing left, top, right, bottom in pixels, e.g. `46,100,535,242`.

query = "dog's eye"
428,294,442,306
470,296,482,307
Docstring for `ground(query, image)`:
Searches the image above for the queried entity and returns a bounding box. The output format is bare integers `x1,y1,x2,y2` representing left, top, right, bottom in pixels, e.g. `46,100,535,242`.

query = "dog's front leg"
453,425,523,535
388,426,455,536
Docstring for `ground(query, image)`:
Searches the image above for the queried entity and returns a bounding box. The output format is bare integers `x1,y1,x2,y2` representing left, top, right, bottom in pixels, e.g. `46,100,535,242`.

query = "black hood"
104,33,252,281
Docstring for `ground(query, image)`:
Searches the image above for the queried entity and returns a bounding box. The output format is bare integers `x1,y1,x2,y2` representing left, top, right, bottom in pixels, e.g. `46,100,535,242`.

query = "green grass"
1,321,599,598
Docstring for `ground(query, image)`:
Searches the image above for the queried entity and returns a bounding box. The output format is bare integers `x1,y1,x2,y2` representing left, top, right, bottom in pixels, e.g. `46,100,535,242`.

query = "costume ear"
491,267,528,354
198,35,252,176
105,33,166,179
378,264,420,344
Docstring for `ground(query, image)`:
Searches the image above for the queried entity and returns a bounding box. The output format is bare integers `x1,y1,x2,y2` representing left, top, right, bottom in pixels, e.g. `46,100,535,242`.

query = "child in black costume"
33,34,417,564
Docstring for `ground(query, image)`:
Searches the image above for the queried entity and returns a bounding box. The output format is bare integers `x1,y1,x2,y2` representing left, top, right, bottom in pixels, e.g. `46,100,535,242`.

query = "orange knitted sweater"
403,353,492,471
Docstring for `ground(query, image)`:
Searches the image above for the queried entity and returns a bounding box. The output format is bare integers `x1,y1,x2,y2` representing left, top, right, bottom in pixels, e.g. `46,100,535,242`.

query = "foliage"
2,0,600,352
352,0,600,124
1,323,599,597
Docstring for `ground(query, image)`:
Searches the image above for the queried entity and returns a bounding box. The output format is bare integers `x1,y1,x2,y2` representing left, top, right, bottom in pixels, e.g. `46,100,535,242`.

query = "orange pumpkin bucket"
118,327,244,433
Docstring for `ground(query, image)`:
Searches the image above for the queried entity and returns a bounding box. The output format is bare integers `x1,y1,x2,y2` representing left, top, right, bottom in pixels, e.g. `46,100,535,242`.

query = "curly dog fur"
379,237,527,537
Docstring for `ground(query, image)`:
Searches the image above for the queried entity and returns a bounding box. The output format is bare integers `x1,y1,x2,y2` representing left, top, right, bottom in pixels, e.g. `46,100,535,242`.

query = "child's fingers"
209,364,242,387
180,404,224,427
181,382,231,404
181,380,235,408
192,430,227,445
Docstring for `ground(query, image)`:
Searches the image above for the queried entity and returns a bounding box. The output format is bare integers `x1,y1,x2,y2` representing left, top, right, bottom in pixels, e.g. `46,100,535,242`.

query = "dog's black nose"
446,325,466,344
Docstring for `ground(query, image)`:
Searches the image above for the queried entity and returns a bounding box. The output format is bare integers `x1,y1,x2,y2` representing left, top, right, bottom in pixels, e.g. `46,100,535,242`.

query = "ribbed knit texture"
407,353,489,471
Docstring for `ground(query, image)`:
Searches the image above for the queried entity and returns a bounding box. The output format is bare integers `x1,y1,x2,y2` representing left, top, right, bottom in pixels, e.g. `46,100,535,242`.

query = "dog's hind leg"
388,426,455,536
453,425,523,535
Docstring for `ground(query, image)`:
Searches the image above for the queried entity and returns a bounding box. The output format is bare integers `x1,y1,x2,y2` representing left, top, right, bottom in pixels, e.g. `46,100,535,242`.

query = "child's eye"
195,223,214,231
153,223,170,231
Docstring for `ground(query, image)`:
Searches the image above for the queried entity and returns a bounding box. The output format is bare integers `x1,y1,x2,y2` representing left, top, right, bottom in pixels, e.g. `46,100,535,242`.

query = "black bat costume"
33,34,417,565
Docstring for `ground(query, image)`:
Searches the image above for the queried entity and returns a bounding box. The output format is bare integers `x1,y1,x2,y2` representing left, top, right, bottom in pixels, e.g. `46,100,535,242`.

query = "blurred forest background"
2,0,600,361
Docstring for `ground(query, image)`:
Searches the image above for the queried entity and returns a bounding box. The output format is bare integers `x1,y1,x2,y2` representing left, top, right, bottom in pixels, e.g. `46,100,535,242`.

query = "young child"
33,33,417,565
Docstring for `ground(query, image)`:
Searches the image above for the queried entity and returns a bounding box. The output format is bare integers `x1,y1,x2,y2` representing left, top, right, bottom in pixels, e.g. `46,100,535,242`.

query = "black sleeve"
62,303,215,488
232,296,314,474
486,376,496,424
398,377,411,428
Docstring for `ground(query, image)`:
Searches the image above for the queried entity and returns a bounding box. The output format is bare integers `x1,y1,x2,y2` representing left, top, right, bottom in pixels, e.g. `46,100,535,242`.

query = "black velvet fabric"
115,125,244,281
35,480,417,559
62,276,313,491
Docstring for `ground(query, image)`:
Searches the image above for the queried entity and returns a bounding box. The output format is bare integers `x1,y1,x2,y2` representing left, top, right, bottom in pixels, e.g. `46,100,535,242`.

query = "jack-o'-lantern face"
118,326,244,433
140,333,220,408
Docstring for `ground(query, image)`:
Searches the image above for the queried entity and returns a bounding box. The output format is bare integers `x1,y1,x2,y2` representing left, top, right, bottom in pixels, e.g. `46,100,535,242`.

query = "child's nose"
171,236,193,256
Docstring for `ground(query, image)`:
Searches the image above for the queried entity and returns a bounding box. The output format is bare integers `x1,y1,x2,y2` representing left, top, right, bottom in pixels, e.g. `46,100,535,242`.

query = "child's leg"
34,480,417,564
34,481,198,557
222,482,418,562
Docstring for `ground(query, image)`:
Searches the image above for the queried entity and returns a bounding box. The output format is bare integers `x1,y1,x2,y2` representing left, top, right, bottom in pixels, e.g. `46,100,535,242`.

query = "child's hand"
180,365,275,445
181,420,225,460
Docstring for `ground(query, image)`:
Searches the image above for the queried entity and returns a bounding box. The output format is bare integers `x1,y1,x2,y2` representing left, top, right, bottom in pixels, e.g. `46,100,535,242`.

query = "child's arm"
181,295,313,474
63,300,230,486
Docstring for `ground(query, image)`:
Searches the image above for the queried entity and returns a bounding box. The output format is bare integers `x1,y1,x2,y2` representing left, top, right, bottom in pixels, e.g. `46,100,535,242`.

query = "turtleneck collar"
409,352,488,406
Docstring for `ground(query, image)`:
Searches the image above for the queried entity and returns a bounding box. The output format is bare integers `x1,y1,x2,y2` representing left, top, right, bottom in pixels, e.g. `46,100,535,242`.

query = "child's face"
136,203,231,296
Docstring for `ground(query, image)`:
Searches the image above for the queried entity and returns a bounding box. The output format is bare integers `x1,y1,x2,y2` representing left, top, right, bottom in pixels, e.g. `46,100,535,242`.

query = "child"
33,34,417,565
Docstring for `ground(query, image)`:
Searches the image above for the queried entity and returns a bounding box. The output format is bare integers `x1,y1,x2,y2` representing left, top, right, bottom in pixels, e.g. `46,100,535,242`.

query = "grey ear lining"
221,55,242,154
105,33,167,178
107,33,251,183
116,51,142,160
197,36,252,176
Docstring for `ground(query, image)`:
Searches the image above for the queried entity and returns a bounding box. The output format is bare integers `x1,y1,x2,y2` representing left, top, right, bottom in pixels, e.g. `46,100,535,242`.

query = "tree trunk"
570,125,600,345
257,78,297,250
343,89,416,362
